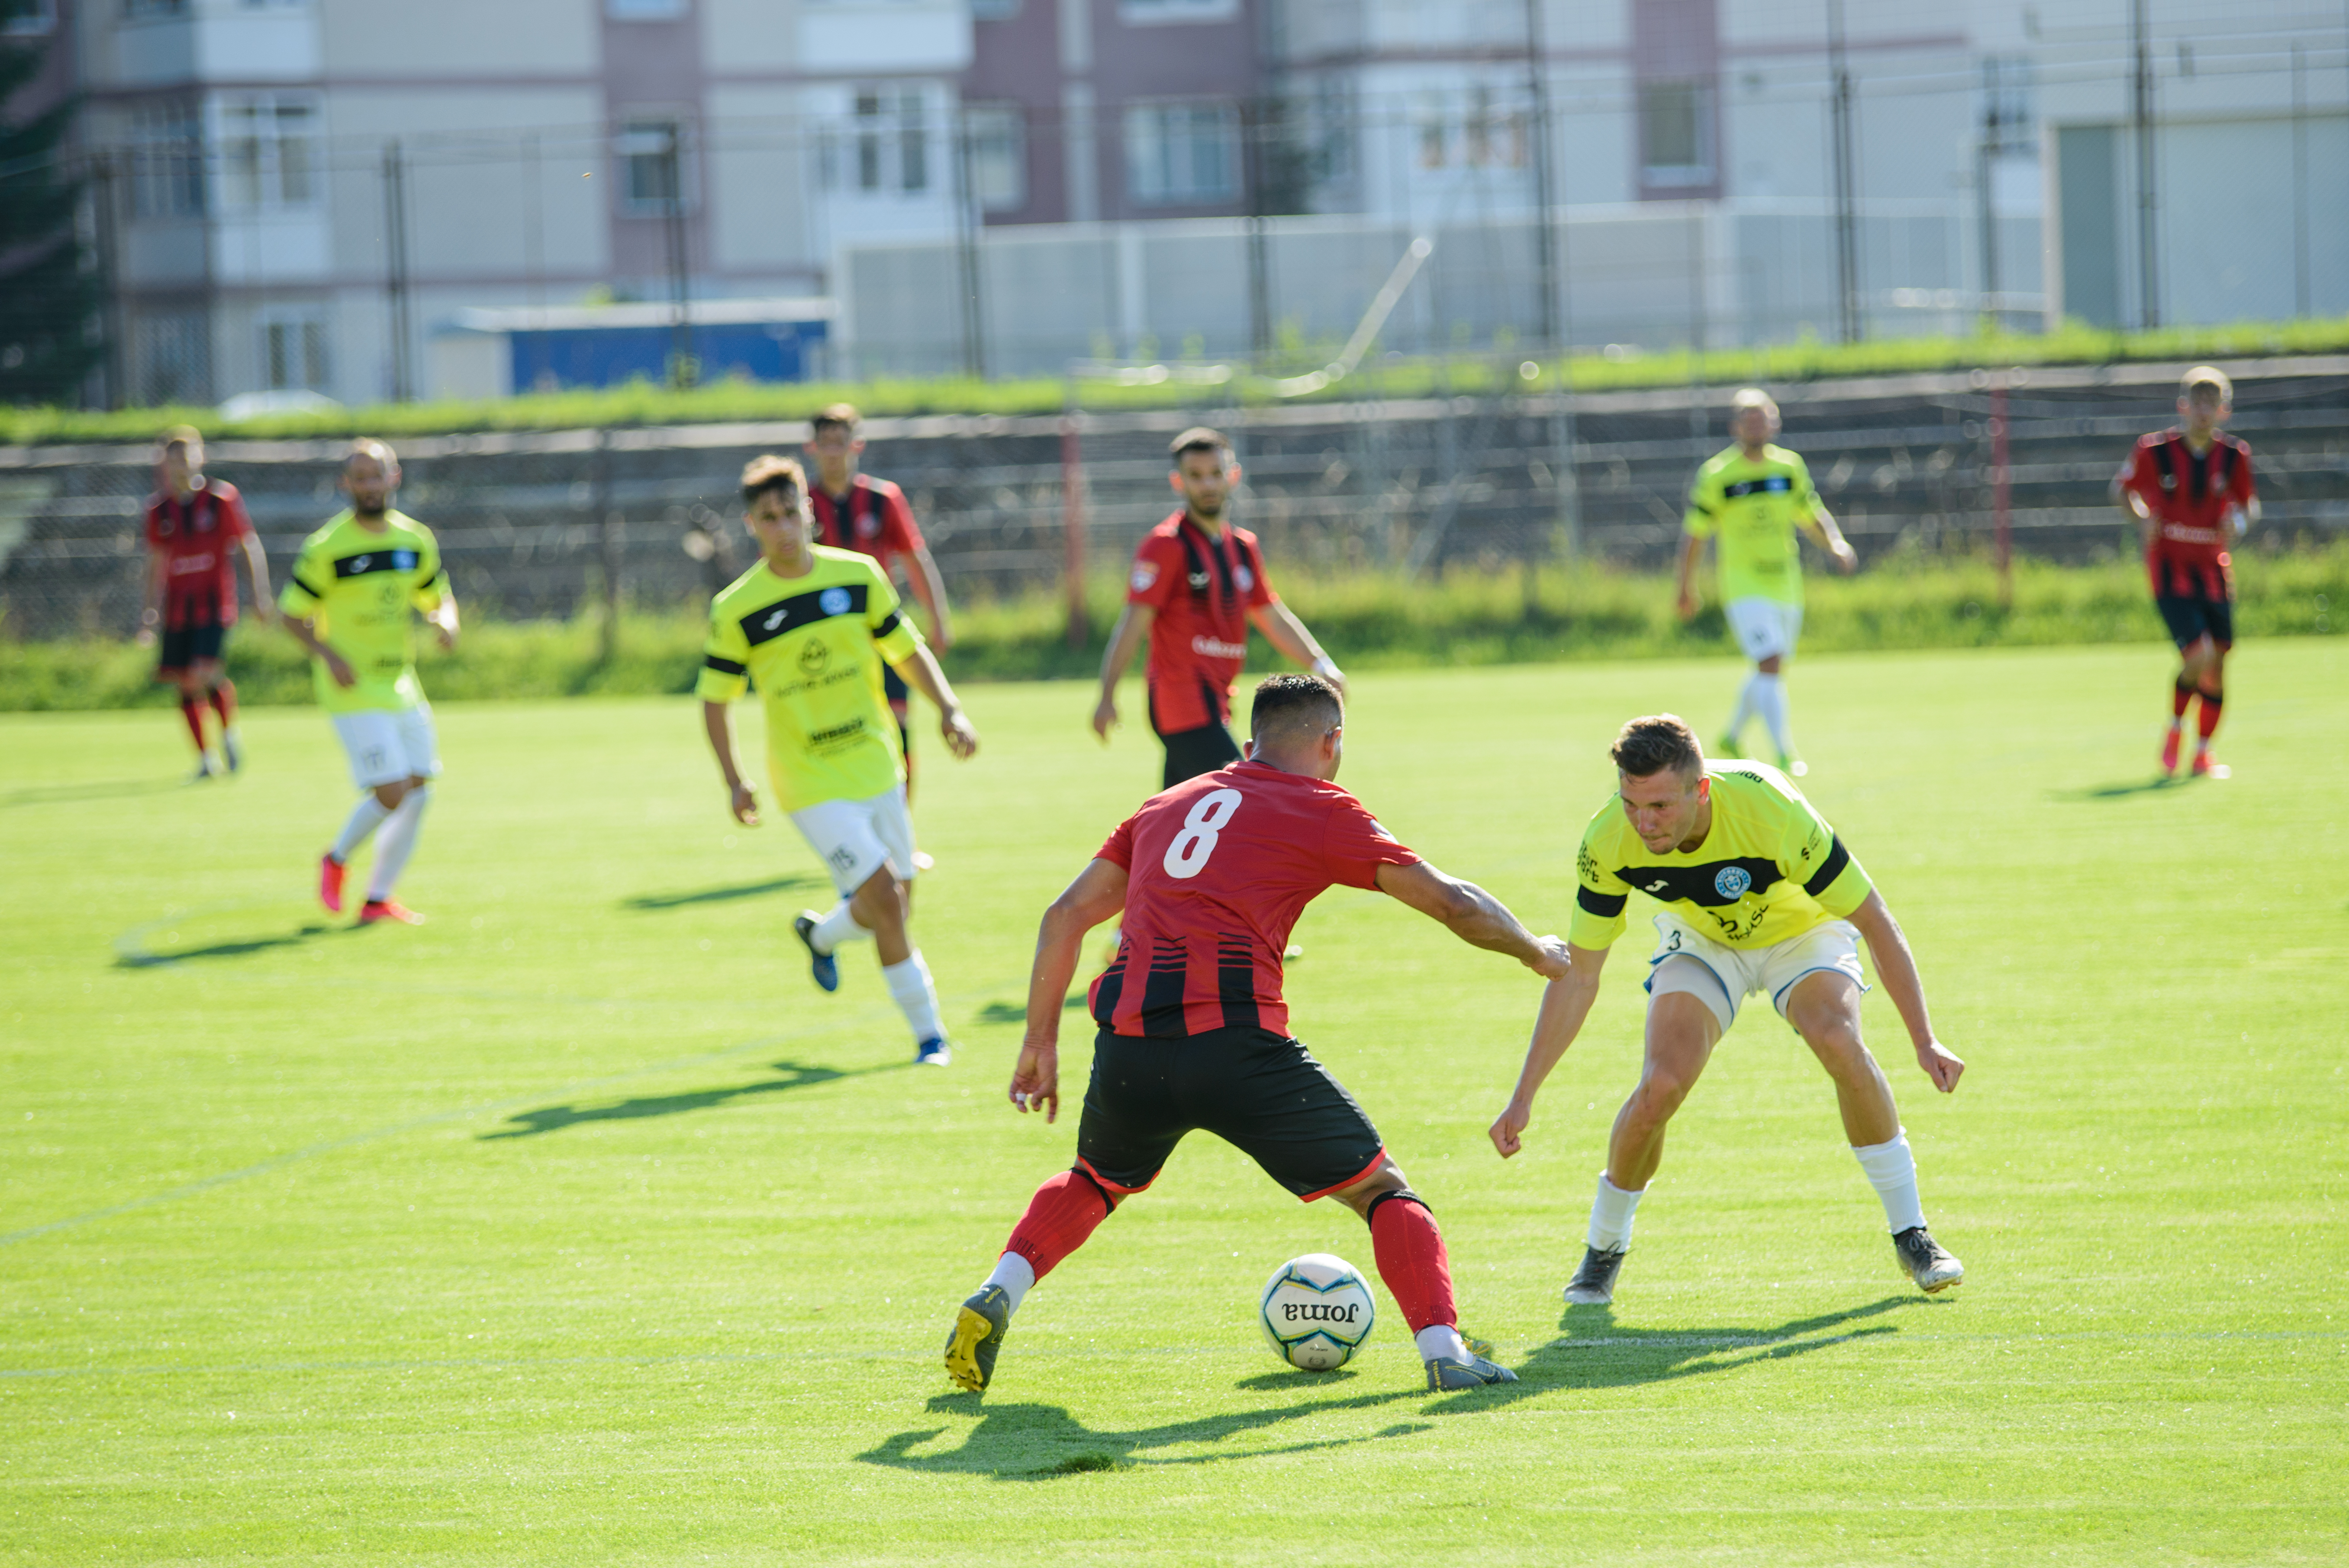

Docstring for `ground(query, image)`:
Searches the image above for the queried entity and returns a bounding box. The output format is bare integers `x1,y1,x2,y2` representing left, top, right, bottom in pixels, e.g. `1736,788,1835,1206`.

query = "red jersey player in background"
943,673,1572,1396
2114,366,2259,779
1092,428,1347,790
139,426,271,778
805,403,954,808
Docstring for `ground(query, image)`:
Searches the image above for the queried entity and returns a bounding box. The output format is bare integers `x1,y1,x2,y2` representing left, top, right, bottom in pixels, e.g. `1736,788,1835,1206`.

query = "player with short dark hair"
279,440,457,927
2114,366,2257,779
944,673,1572,1395
139,426,270,778
804,403,955,808
699,454,979,1066
1091,428,1347,789
1675,390,1857,777
1488,712,1966,1305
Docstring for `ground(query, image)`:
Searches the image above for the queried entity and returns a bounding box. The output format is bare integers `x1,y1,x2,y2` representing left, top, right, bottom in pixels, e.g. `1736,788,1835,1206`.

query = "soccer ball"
1258,1253,1376,1371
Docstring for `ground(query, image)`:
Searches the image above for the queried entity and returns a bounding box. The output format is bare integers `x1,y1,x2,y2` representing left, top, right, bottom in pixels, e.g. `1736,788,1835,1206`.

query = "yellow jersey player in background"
698,455,980,1066
1676,389,1857,776
279,439,457,927
1488,714,1966,1305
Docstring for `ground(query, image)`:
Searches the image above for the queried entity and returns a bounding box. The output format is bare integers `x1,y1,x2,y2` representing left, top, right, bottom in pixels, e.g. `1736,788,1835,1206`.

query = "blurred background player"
1489,714,1965,1305
139,426,269,779
806,403,954,833
945,674,1569,1396
1092,428,1346,790
698,455,979,1067
2114,367,2257,779
279,440,458,927
1676,389,1857,777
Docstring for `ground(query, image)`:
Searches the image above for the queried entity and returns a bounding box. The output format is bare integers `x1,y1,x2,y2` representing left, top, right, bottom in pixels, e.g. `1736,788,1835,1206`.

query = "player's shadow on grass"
114,921,350,969
859,1385,1428,1481
1420,1294,1931,1413
974,995,1089,1025
0,777,187,811
2050,775,2190,802
620,876,821,912
477,1058,899,1140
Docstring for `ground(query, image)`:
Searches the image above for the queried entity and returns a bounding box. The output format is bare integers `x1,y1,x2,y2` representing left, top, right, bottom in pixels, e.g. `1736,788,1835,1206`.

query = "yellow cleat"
943,1285,1011,1394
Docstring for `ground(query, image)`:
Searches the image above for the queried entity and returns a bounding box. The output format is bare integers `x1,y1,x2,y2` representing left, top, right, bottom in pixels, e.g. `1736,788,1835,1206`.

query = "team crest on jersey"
1131,561,1158,592
856,512,881,538
1714,866,1753,898
819,586,852,616
1236,564,1255,592
799,640,830,674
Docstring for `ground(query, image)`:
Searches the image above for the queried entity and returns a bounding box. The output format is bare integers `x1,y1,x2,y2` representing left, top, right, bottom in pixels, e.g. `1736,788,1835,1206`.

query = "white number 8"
1162,788,1243,879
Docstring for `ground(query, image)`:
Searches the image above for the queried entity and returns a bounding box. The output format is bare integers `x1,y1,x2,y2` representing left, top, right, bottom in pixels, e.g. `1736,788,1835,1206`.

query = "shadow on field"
2049,775,2190,802
0,777,187,811
974,994,1089,1025
1419,1294,1932,1413
859,1386,1430,1480
621,876,821,911
477,1058,901,1140
115,920,353,968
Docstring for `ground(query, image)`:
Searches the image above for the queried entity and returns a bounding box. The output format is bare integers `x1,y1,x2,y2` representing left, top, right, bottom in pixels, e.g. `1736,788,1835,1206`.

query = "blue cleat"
915,1036,952,1067
793,911,839,993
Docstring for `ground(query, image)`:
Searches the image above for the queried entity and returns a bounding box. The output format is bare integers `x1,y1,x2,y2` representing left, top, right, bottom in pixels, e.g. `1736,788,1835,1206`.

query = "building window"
123,0,187,17
1,0,57,37
965,103,1025,212
130,100,206,218
616,117,694,213
1639,79,1713,187
218,95,319,211
607,0,686,16
1119,0,1239,22
1125,101,1237,205
840,88,928,195
135,314,208,404
260,309,330,391
970,0,1018,17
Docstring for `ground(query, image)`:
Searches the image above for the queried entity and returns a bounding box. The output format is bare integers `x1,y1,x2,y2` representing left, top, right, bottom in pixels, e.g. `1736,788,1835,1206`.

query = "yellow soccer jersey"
1683,444,1821,607
695,547,925,812
277,510,450,715
1570,762,1874,950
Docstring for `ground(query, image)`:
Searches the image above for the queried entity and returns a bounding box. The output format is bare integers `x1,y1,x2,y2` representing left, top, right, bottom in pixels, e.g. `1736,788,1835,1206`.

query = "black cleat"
944,1284,1011,1393
1563,1245,1627,1306
1425,1351,1518,1389
1893,1226,1963,1292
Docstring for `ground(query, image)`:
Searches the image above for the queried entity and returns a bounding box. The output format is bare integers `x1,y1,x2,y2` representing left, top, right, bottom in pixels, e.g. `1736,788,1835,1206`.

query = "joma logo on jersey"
1279,1303,1360,1323
764,609,787,631
1644,879,1671,894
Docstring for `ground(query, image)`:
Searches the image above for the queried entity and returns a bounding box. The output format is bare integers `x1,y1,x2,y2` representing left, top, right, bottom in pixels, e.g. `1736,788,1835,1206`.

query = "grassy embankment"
4,316,2347,448
3,544,2341,712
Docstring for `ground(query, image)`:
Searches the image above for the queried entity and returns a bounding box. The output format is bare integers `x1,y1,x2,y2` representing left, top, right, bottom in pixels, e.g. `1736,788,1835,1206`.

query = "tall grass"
4,544,2338,712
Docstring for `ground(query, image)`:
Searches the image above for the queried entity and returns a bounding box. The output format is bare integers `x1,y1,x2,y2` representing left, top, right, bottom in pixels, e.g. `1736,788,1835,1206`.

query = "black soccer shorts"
1074,1025,1388,1201
2155,591,2235,651
156,621,226,675
1154,721,1243,791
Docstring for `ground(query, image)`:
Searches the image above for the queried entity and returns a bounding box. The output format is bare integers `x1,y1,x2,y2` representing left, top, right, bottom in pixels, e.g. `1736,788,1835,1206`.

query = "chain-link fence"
4,357,2345,641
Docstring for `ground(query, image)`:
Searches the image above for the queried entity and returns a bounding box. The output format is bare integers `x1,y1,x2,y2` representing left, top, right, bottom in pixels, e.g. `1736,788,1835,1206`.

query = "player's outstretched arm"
1673,535,1705,620
238,532,275,626
1846,890,1964,1093
907,544,954,651
1092,604,1153,741
699,699,759,826
1373,861,1569,977
894,642,977,759
1804,505,1859,572
1012,858,1128,1122
1245,602,1344,697
1490,943,1611,1158
282,612,355,689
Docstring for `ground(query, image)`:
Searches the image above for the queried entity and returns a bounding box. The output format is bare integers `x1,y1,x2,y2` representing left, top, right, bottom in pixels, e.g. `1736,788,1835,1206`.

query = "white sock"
1724,674,1760,742
1587,1171,1644,1252
810,900,869,956
982,1252,1036,1315
1851,1129,1927,1234
365,786,430,902
883,949,945,1044
330,796,391,862
1415,1323,1470,1363
1753,673,1794,759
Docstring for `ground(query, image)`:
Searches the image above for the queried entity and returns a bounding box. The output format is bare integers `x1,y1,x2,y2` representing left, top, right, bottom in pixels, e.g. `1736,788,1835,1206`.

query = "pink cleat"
319,854,347,914
358,898,424,926
2158,728,2182,775
2191,750,2228,780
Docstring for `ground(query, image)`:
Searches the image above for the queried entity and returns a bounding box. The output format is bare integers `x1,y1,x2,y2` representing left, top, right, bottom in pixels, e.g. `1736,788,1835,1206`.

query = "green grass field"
4,646,2345,1565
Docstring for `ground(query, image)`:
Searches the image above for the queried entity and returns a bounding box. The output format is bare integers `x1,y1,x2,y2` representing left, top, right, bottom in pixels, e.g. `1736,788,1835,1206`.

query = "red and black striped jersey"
2117,430,2254,598
1086,759,1421,1040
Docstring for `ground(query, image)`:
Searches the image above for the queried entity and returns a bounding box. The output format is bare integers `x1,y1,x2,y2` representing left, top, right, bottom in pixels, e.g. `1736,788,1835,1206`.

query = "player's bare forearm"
1805,509,1858,570
1015,862,1128,1119
428,596,460,650
701,700,759,825
1674,536,1704,615
894,643,978,758
239,535,274,621
1848,891,1963,1092
1373,861,1569,977
1491,946,1609,1156
1093,605,1151,739
910,548,954,647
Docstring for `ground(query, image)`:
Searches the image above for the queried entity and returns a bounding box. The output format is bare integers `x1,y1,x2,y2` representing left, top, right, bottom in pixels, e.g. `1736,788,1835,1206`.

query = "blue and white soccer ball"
1259,1253,1376,1371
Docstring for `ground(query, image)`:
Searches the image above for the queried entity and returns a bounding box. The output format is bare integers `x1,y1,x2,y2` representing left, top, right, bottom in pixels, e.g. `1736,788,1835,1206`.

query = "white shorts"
790,784,917,898
1726,597,1803,663
1642,912,1865,1034
332,705,440,791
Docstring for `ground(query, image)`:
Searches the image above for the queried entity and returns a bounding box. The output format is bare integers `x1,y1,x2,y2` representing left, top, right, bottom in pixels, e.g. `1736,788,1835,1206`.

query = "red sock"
1003,1169,1113,1281
2171,680,2194,721
2197,688,2223,742
178,698,208,752
1368,1191,1456,1335
209,679,237,727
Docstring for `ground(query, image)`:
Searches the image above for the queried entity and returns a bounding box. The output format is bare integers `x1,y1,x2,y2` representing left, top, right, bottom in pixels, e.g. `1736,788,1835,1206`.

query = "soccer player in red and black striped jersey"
139,426,271,778
1092,428,1347,790
943,674,1572,1396
805,403,954,805
2114,367,2259,779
